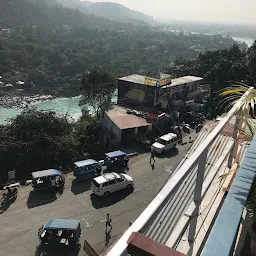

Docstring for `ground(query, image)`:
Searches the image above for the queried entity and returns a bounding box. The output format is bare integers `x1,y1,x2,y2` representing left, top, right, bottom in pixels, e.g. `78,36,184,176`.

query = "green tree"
246,41,256,82
73,115,103,158
80,66,117,117
0,109,79,180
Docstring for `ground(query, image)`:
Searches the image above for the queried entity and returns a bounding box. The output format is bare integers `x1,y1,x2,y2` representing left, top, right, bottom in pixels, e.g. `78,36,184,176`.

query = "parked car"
38,219,81,250
73,159,102,181
151,133,178,154
91,172,134,197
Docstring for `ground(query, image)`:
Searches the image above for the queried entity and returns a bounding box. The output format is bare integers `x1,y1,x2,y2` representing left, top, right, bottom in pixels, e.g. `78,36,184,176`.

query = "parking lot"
0,133,197,256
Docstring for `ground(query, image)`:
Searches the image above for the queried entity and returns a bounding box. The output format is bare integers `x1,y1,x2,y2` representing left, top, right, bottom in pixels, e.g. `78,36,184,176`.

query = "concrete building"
100,105,152,148
117,74,204,118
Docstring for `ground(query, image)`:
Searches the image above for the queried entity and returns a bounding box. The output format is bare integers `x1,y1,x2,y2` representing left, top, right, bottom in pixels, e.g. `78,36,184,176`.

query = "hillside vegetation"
0,0,243,96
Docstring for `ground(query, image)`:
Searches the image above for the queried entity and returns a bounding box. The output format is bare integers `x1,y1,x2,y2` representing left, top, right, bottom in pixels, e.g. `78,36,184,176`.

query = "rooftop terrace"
107,88,254,256
118,74,203,88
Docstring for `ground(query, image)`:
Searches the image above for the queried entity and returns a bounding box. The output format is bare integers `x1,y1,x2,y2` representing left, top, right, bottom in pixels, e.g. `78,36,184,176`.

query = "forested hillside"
0,0,246,96
167,43,256,117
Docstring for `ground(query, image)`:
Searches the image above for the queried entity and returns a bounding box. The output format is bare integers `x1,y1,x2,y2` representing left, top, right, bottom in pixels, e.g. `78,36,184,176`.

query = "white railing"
107,88,253,256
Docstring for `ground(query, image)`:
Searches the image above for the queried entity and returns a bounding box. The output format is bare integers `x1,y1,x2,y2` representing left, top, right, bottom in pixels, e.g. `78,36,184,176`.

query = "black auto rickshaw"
38,219,81,250
31,169,65,191
104,150,129,172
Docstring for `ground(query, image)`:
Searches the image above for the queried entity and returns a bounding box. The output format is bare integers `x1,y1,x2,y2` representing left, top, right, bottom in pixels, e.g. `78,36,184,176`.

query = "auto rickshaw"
31,169,65,191
104,150,129,172
38,219,81,250
73,159,102,181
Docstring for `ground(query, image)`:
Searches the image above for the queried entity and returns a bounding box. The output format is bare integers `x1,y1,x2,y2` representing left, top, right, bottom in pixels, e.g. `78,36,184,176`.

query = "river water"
0,97,82,124
232,37,255,47
0,95,118,125
0,36,254,125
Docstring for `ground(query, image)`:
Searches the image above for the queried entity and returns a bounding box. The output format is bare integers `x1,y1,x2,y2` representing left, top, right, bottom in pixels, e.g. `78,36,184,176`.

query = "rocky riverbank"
0,95,54,108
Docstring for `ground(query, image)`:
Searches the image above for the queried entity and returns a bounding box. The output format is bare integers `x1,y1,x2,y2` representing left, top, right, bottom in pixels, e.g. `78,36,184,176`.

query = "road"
0,133,197,256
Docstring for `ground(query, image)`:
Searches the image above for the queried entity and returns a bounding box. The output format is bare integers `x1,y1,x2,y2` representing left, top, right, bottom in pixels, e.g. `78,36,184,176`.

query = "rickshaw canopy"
32,169,62,179
105,150,126,159
74,159,98,168
44,219,80,230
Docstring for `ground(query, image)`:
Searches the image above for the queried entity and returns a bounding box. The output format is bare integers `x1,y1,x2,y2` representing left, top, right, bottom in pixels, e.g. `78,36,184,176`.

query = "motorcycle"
0,187,18,208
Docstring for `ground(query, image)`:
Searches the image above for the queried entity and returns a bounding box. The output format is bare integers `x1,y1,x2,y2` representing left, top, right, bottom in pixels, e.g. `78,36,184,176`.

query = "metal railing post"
188,149,208,242
228,109,242,168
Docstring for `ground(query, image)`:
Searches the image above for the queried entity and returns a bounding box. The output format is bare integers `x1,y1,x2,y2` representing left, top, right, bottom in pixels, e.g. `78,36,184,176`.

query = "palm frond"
219,84,256,117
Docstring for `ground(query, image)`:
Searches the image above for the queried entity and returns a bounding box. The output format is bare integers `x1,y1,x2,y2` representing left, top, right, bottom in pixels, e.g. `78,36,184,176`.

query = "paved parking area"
0,133,198,256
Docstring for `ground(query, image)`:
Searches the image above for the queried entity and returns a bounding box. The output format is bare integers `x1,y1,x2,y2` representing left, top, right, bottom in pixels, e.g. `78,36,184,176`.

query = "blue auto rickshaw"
38,219,81,250
31,169,65,191
104,150,129,172
73,159,102,180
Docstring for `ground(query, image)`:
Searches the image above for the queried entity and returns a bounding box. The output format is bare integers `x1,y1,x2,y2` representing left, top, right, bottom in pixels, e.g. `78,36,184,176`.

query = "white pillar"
188,149,208,242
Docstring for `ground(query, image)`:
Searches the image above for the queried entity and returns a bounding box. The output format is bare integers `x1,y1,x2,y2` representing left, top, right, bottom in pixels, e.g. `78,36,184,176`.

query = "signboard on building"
144,77,158,86
144,76,171,87
146,112,165,122
159,73,172,86
159,78,171,86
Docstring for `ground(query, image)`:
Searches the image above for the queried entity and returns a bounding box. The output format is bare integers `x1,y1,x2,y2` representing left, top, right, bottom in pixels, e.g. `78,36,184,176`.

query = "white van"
151,133,178,154
91,172,134,197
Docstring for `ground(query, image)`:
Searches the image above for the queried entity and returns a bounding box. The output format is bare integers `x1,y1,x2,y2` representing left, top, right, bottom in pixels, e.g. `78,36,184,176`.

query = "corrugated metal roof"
74,159,98,167
44,219,80,230
106,106,151,130
32,169,61,179
111,115,150,130
141,130,234,244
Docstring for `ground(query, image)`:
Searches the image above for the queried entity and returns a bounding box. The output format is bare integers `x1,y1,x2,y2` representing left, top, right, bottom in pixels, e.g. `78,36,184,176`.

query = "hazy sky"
88,0,256,25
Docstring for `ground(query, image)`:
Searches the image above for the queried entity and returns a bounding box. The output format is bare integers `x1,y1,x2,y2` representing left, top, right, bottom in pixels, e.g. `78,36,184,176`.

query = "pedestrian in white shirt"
106,213,112,229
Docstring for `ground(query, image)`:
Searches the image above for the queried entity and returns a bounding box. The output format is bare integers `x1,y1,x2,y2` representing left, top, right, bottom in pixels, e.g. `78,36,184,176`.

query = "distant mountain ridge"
0,0,150,28
57,0,154,24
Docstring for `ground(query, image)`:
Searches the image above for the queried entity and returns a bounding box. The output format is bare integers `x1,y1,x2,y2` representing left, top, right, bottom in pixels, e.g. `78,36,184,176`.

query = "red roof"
127,232,186,256
106,106,151,130
110,115,150,130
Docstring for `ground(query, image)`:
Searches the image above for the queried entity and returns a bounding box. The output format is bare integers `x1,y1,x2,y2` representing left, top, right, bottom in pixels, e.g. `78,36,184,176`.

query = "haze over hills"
0,0,249,99
1,0,150,28
59,0,154,23
23,0,154,25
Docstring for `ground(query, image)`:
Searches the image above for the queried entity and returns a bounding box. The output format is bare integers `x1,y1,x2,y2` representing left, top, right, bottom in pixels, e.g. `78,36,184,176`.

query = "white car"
91,172,134,197
151,133,178,154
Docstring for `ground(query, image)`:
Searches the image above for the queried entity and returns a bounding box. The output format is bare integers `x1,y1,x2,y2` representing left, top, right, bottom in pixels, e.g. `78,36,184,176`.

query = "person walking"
150,150,155,164
150,150,156,170
106,213,112,229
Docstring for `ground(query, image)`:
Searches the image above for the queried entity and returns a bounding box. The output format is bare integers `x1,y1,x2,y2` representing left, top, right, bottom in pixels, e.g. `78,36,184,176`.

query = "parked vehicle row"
151,133,178,154
30,150,129,191
34,151,133,251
